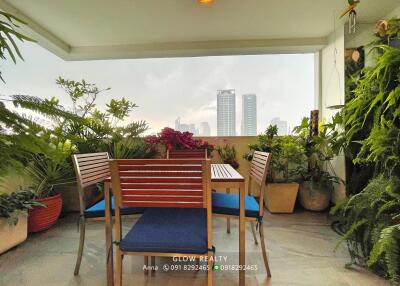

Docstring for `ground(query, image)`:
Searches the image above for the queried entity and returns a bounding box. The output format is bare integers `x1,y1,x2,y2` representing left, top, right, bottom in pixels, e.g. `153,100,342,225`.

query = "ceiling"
0,0,398,60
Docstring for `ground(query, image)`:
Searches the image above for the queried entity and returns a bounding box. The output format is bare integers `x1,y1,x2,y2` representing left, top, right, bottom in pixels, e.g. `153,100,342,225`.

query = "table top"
211,164,244,182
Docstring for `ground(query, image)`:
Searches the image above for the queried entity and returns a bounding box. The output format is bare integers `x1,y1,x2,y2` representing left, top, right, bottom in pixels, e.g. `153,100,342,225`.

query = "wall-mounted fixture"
340,0,361,34
198,0,214,4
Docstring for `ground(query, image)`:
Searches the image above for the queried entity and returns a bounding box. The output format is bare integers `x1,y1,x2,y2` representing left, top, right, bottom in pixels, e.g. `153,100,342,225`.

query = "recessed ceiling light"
198,0,214,4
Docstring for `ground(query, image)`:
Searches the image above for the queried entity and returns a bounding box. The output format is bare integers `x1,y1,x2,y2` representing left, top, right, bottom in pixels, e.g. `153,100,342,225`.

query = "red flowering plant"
145,127,214,156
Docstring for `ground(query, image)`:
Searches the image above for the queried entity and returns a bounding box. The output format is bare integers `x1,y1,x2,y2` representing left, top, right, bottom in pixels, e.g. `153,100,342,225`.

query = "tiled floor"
0,210,389,286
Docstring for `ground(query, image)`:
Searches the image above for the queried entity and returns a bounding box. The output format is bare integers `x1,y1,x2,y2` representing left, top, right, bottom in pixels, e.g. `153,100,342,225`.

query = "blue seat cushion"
212,192,260,218
120,208,208,254
84,198,143,218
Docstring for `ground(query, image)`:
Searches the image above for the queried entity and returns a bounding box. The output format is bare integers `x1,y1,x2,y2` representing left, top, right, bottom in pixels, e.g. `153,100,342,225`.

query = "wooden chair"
71,152,143,275
211,151,272,277
108,159,213,286
166,149,208,159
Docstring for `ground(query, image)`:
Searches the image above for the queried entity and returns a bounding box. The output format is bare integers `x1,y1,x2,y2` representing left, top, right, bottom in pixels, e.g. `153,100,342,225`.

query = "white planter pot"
0,214,28,254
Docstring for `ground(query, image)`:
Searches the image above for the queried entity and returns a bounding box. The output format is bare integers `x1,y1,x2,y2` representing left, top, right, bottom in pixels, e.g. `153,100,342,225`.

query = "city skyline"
270,117,288,136
200,122,211,136
175,117,199,135
2,42,315,136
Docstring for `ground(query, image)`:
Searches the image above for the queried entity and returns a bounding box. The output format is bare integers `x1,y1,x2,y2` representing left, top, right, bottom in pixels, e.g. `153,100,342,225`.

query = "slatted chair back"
110,159,211,209
109,159,213,284
249,151,272,217
72,152,110,215
167,149,208,159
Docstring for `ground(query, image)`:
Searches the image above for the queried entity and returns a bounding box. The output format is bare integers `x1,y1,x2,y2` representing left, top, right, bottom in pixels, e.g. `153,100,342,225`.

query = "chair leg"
115,249,123,286
207,252,213,286
74,216,86,275
144,256,149,275
250,221,259,245
226,188,231,234
259,222,271,277
151,256,156,272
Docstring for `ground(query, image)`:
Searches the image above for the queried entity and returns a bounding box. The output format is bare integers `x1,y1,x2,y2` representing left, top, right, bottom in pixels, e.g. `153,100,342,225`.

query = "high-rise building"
241,94,257,136
175,117,181,131
217,89,236,136
175,117,199,135
270,117,288,136
200,122,211,136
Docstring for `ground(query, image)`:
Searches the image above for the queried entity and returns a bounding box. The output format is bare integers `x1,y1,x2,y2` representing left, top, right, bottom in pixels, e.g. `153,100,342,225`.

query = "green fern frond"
368,224,400,282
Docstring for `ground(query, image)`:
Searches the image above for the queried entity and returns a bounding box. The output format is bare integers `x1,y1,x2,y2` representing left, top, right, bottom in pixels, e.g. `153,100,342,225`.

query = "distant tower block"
217,89,236,136
241,94,257,136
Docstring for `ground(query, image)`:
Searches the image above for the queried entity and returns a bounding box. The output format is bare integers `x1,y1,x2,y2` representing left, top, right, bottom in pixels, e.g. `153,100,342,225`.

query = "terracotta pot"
0,214,28,254
28,193,62,233
299,181,331,211
264,183,299,213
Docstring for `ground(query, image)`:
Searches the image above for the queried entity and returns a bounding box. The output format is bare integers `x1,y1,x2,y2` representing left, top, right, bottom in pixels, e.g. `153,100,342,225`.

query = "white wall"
386,6,400,18
321,24,345,121
320,24,346,203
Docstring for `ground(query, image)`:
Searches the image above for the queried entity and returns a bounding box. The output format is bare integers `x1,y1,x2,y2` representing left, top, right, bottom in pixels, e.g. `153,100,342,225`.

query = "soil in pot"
28,193,62,233
299,181,331,211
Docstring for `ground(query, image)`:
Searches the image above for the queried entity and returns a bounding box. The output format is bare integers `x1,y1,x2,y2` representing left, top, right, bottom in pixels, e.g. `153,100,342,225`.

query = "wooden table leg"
239,181,245,286
226,188,231,233
104,182,114,286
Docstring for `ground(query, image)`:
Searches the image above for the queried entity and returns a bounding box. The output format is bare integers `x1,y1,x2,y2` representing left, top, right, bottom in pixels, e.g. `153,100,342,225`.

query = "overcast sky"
1,42,315,135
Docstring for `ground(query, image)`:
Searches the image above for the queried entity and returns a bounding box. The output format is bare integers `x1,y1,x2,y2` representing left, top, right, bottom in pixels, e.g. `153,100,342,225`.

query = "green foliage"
245,124,306,182
331,176,400,282
0,77,154,197
368,224,400,282
0,189,44,225
108,138,156,160
293,117,341,188
345,44,400,176
0,11,34,82
217,144,239,169
333,19,400,283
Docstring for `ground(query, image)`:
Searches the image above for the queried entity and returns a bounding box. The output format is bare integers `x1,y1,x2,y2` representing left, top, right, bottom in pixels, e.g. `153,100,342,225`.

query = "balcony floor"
0,210,389,286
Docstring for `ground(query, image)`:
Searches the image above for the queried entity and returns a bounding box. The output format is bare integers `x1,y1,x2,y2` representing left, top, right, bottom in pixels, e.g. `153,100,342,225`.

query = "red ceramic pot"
28,193,62,233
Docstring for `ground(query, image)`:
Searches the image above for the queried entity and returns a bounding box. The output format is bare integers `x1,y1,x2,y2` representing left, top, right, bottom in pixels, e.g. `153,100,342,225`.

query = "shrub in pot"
294,118,341,211
25,152,73,233
245,125,305,213
145,127,214,157
0,189,43,253
217,144,239,169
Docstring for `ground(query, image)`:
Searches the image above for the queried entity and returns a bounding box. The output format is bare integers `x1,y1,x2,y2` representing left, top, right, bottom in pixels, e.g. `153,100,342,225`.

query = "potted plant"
245,125,304,213
375,18,400,48
25,150,73,233
0,189,43,253
217,144,239,169
293,118,340,211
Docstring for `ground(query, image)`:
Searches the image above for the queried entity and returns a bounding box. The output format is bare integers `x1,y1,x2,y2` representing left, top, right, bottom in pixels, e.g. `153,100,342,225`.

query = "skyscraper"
200,122,211,136
241,94,257,136
217,89,236,136
270,117,288,136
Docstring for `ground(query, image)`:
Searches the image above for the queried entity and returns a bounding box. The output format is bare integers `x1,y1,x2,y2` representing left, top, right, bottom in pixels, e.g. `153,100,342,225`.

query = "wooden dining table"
210,164,246,286
104,163,246,286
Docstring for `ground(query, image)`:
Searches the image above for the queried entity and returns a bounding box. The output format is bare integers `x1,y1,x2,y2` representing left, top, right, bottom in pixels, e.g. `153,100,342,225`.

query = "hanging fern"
368,224,400,283
331,175,400,282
